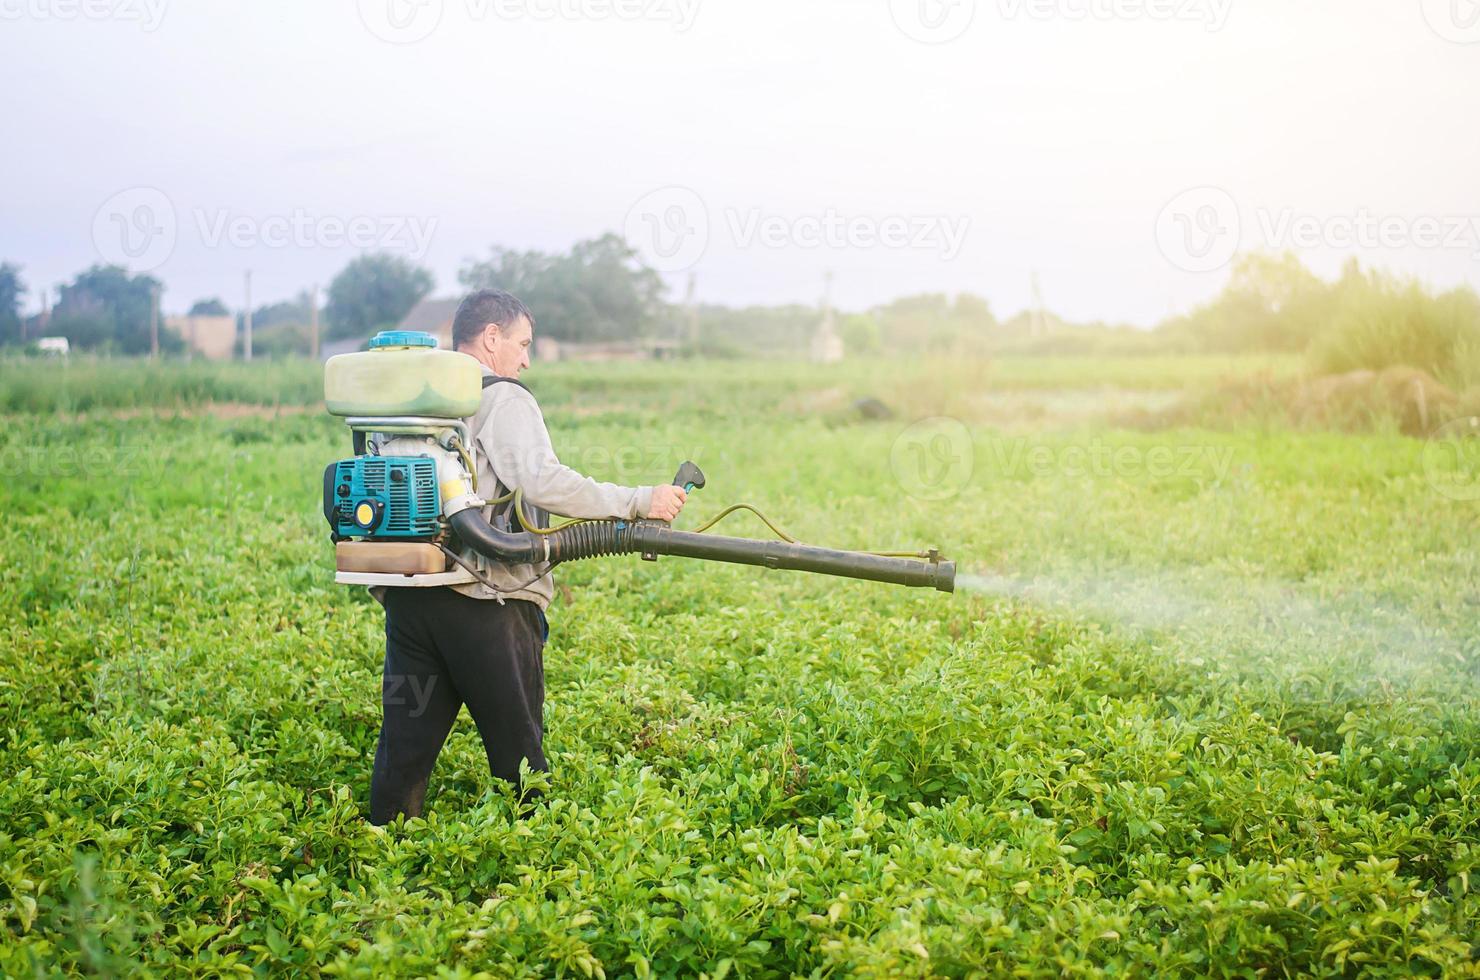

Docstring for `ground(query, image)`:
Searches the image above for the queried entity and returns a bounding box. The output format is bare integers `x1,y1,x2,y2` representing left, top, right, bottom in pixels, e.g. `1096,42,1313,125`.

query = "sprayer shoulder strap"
481,375,530,392
478,374,548,531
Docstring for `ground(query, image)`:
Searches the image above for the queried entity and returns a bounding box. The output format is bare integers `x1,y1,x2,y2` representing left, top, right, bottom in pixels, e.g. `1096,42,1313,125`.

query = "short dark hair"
451,288,533,350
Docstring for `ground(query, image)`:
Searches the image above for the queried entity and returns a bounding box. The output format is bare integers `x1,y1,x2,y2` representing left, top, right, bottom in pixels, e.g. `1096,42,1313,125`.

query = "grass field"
1,355,1477,976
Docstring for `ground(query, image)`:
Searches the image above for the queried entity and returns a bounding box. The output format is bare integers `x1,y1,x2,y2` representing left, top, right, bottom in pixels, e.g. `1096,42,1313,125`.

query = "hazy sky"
3,0,1478,325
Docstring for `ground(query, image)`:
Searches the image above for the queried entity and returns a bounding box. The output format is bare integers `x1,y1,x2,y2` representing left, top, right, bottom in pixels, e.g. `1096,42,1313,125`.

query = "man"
369,288,687,825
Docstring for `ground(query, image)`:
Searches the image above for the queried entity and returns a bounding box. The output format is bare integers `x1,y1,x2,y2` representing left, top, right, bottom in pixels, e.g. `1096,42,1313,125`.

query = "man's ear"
481,322,500,351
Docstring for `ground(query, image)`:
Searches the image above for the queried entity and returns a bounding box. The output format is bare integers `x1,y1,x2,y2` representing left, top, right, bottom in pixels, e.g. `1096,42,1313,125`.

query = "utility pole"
684,271,698,347
309,283,320,361
243,270,253,362
149,283,160,358
1030,271,1046,338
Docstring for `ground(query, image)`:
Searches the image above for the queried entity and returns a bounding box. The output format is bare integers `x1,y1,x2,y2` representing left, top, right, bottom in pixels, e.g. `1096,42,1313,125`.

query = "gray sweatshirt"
449,367,655,608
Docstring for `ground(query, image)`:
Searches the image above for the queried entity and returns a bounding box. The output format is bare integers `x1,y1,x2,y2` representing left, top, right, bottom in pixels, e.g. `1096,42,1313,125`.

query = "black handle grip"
672,461,706,492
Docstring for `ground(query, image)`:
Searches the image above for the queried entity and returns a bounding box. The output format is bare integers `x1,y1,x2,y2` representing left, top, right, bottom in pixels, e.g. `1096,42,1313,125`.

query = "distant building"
316,297,461,361
397,297,461,347
320,336,365,361
166,314,236,360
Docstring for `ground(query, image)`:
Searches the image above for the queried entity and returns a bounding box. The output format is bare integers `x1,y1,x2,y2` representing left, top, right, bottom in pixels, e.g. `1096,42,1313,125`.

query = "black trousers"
369,587,549,825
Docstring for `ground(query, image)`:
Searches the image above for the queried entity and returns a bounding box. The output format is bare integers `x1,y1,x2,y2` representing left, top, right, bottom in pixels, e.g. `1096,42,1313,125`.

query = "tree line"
3,243,1476,385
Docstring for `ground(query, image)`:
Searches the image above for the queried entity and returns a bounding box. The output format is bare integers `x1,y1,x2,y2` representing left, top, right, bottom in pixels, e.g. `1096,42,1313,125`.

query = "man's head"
452,288,534,378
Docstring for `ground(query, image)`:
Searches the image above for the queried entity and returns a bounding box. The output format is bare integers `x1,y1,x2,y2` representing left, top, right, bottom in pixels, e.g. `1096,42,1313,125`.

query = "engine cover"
324,456,441,539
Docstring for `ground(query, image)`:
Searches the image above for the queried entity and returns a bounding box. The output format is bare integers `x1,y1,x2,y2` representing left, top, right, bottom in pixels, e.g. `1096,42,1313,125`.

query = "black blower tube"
448,510,955,593
629,524,956,593
447,509,546,565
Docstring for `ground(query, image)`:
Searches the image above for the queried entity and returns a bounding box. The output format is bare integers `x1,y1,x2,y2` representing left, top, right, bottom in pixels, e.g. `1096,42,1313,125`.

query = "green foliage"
1160,253,1331,354
0,262,24,346
1160,253,1480,387
0,356,324,412
188,298,230,317
0,356,1476,974
325,254,433,341
838,313,881,356
688,303,819,357
50,264,182,355
872,292,996,354
245,322,317,359
1311,265,1480,388
460,234,667,343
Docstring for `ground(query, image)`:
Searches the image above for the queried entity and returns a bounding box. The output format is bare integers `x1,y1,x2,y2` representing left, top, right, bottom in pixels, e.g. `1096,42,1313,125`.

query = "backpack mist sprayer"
322,331,956,595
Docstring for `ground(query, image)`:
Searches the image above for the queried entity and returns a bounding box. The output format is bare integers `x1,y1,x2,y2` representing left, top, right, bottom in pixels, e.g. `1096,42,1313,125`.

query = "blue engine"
323,456,442,539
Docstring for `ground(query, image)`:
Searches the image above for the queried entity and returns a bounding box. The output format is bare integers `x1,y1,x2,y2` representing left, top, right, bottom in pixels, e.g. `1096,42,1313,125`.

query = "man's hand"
645,484,688,522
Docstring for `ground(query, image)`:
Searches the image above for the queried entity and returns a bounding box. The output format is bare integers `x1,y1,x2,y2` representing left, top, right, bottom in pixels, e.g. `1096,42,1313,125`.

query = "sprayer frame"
335,416,483,588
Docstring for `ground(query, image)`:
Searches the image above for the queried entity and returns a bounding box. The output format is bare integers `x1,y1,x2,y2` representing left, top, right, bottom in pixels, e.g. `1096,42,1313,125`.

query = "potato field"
1,355,1477,977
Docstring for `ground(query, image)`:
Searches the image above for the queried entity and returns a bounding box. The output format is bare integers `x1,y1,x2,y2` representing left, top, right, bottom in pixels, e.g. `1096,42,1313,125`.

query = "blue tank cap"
369,330,439,350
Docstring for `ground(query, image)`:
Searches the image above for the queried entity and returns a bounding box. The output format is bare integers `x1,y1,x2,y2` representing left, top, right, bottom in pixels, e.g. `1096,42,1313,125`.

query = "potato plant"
0,357,1476,976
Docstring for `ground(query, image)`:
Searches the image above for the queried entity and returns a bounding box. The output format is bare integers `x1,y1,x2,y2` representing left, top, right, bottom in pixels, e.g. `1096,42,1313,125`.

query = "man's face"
481,315,533,378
